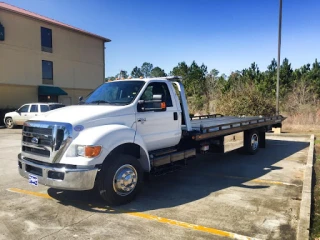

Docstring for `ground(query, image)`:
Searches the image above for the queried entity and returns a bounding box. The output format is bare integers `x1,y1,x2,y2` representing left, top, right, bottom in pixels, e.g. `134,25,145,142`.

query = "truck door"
15,104,30,125
136,82,181,151
26,104,39,121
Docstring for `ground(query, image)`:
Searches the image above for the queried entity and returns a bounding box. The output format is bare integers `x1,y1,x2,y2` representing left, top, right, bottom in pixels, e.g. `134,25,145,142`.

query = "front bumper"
18,154,98,191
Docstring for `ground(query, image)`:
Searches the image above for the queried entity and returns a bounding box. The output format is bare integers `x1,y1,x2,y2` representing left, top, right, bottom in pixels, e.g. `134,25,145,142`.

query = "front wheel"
98,154,143,206
5,117,15,129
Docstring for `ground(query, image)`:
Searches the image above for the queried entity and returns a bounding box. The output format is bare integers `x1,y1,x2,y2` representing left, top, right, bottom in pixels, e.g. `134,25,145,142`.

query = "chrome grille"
23,126,52,135
21,121,73,163
22,146,50,157
22,135,52,146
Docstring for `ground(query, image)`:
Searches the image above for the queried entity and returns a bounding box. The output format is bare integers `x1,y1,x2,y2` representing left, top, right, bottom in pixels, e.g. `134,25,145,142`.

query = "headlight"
76,145,102,158
77,145,85,156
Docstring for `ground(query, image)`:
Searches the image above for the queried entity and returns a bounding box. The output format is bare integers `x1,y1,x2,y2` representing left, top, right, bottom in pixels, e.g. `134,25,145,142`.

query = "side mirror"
78,96,84,104
138,94,166,112
15,109,20,113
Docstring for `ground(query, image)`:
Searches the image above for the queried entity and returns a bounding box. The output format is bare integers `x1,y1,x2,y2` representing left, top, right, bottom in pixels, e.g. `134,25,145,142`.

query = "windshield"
83,81,145,105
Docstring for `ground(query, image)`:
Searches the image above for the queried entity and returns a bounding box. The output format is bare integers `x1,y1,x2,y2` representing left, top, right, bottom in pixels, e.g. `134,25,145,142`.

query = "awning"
38,86,68,96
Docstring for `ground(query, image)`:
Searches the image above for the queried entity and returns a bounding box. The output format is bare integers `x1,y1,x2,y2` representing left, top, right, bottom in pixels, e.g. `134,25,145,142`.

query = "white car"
4,103,65,129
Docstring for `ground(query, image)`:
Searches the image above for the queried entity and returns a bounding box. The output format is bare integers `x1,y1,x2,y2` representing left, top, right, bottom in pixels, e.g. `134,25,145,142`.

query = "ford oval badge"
74,125,84,132
31,137,39,144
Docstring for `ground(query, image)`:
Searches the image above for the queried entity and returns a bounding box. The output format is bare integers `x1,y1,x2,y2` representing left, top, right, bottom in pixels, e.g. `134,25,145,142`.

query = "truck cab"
18,77,192,204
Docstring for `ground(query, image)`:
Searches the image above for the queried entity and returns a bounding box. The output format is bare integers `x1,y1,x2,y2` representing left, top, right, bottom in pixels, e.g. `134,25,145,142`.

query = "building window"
41,27,52,52
42,60,53,85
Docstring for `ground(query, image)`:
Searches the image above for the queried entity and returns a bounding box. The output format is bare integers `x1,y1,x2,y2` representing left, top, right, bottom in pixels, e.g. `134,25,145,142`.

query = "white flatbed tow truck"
18,76,285,205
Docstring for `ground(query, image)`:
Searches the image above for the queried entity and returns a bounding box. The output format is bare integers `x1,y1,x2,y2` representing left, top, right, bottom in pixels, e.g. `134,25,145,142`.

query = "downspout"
103,41,105,83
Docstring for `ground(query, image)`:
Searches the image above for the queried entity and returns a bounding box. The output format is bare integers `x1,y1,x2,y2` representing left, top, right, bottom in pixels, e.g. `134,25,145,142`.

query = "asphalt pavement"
0,129,312,240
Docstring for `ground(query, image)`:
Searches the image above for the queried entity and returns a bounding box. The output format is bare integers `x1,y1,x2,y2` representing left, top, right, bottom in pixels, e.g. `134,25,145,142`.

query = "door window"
140,82,173,107
19,105,30,113
38,95,58,103
49,104,65,110
30,105,39,113
40,105,50,112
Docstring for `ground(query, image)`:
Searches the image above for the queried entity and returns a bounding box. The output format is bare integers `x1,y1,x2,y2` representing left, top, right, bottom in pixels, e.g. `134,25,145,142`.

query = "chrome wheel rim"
6,118,13,128
251,134,259,151
113,164,138,196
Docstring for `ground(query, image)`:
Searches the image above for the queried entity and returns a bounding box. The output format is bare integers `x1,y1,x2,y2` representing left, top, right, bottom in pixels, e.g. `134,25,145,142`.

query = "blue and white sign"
28,175,38,186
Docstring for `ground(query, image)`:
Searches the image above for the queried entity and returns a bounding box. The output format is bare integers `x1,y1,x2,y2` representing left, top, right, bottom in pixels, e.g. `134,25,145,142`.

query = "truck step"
149,147,177,157
150,148,196,168
150,162,186,177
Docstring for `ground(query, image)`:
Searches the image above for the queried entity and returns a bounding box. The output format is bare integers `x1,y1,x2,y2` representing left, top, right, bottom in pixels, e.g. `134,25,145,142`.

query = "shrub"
215,84,276,116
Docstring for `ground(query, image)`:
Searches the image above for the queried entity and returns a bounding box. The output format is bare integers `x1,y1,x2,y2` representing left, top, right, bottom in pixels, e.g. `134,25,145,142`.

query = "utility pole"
276,0,282,115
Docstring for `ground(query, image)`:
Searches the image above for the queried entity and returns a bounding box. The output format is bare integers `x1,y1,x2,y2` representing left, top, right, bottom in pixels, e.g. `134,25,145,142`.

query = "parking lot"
0,128,312,240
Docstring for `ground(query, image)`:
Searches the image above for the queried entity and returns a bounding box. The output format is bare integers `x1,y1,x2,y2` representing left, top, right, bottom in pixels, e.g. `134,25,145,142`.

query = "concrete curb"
297,134,314,240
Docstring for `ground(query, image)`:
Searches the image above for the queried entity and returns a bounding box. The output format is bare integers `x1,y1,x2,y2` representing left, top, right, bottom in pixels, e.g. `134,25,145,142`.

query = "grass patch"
311,136,320,239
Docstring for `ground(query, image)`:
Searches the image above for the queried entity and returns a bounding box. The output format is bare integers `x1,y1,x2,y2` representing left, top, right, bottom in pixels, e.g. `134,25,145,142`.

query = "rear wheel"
5,117,14,129
243,130,259,155
98,154,142,206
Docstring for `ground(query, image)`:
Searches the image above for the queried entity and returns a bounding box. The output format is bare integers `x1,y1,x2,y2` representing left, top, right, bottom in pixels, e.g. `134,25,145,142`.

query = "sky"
5,0,320,77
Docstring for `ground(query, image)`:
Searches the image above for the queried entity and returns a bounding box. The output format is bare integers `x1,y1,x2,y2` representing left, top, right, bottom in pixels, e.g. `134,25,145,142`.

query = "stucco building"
0,2,110,108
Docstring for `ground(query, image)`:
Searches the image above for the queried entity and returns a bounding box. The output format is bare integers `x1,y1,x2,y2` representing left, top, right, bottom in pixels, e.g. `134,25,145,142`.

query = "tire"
5,117,15,129
243,130,259,155
98,154,143,206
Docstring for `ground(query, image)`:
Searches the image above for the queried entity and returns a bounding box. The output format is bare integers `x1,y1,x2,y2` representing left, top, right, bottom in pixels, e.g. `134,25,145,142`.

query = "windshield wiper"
87,100,110,105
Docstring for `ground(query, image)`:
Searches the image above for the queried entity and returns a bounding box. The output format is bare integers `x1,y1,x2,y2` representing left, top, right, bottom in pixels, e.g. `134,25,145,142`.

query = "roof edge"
0,2,111,42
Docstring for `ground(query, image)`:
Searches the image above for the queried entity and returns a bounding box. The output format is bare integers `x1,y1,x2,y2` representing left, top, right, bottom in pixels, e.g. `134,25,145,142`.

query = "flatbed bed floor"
190,116,264,130
181,115,284,140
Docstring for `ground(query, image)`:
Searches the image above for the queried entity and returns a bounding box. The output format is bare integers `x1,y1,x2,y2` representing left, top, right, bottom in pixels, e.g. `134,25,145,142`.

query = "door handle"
173,112,178,120
137,118,146,123
35,114,38,116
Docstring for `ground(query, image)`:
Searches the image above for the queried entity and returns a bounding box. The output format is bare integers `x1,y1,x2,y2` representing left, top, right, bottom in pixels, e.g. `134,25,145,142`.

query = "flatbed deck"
184,115,285,141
